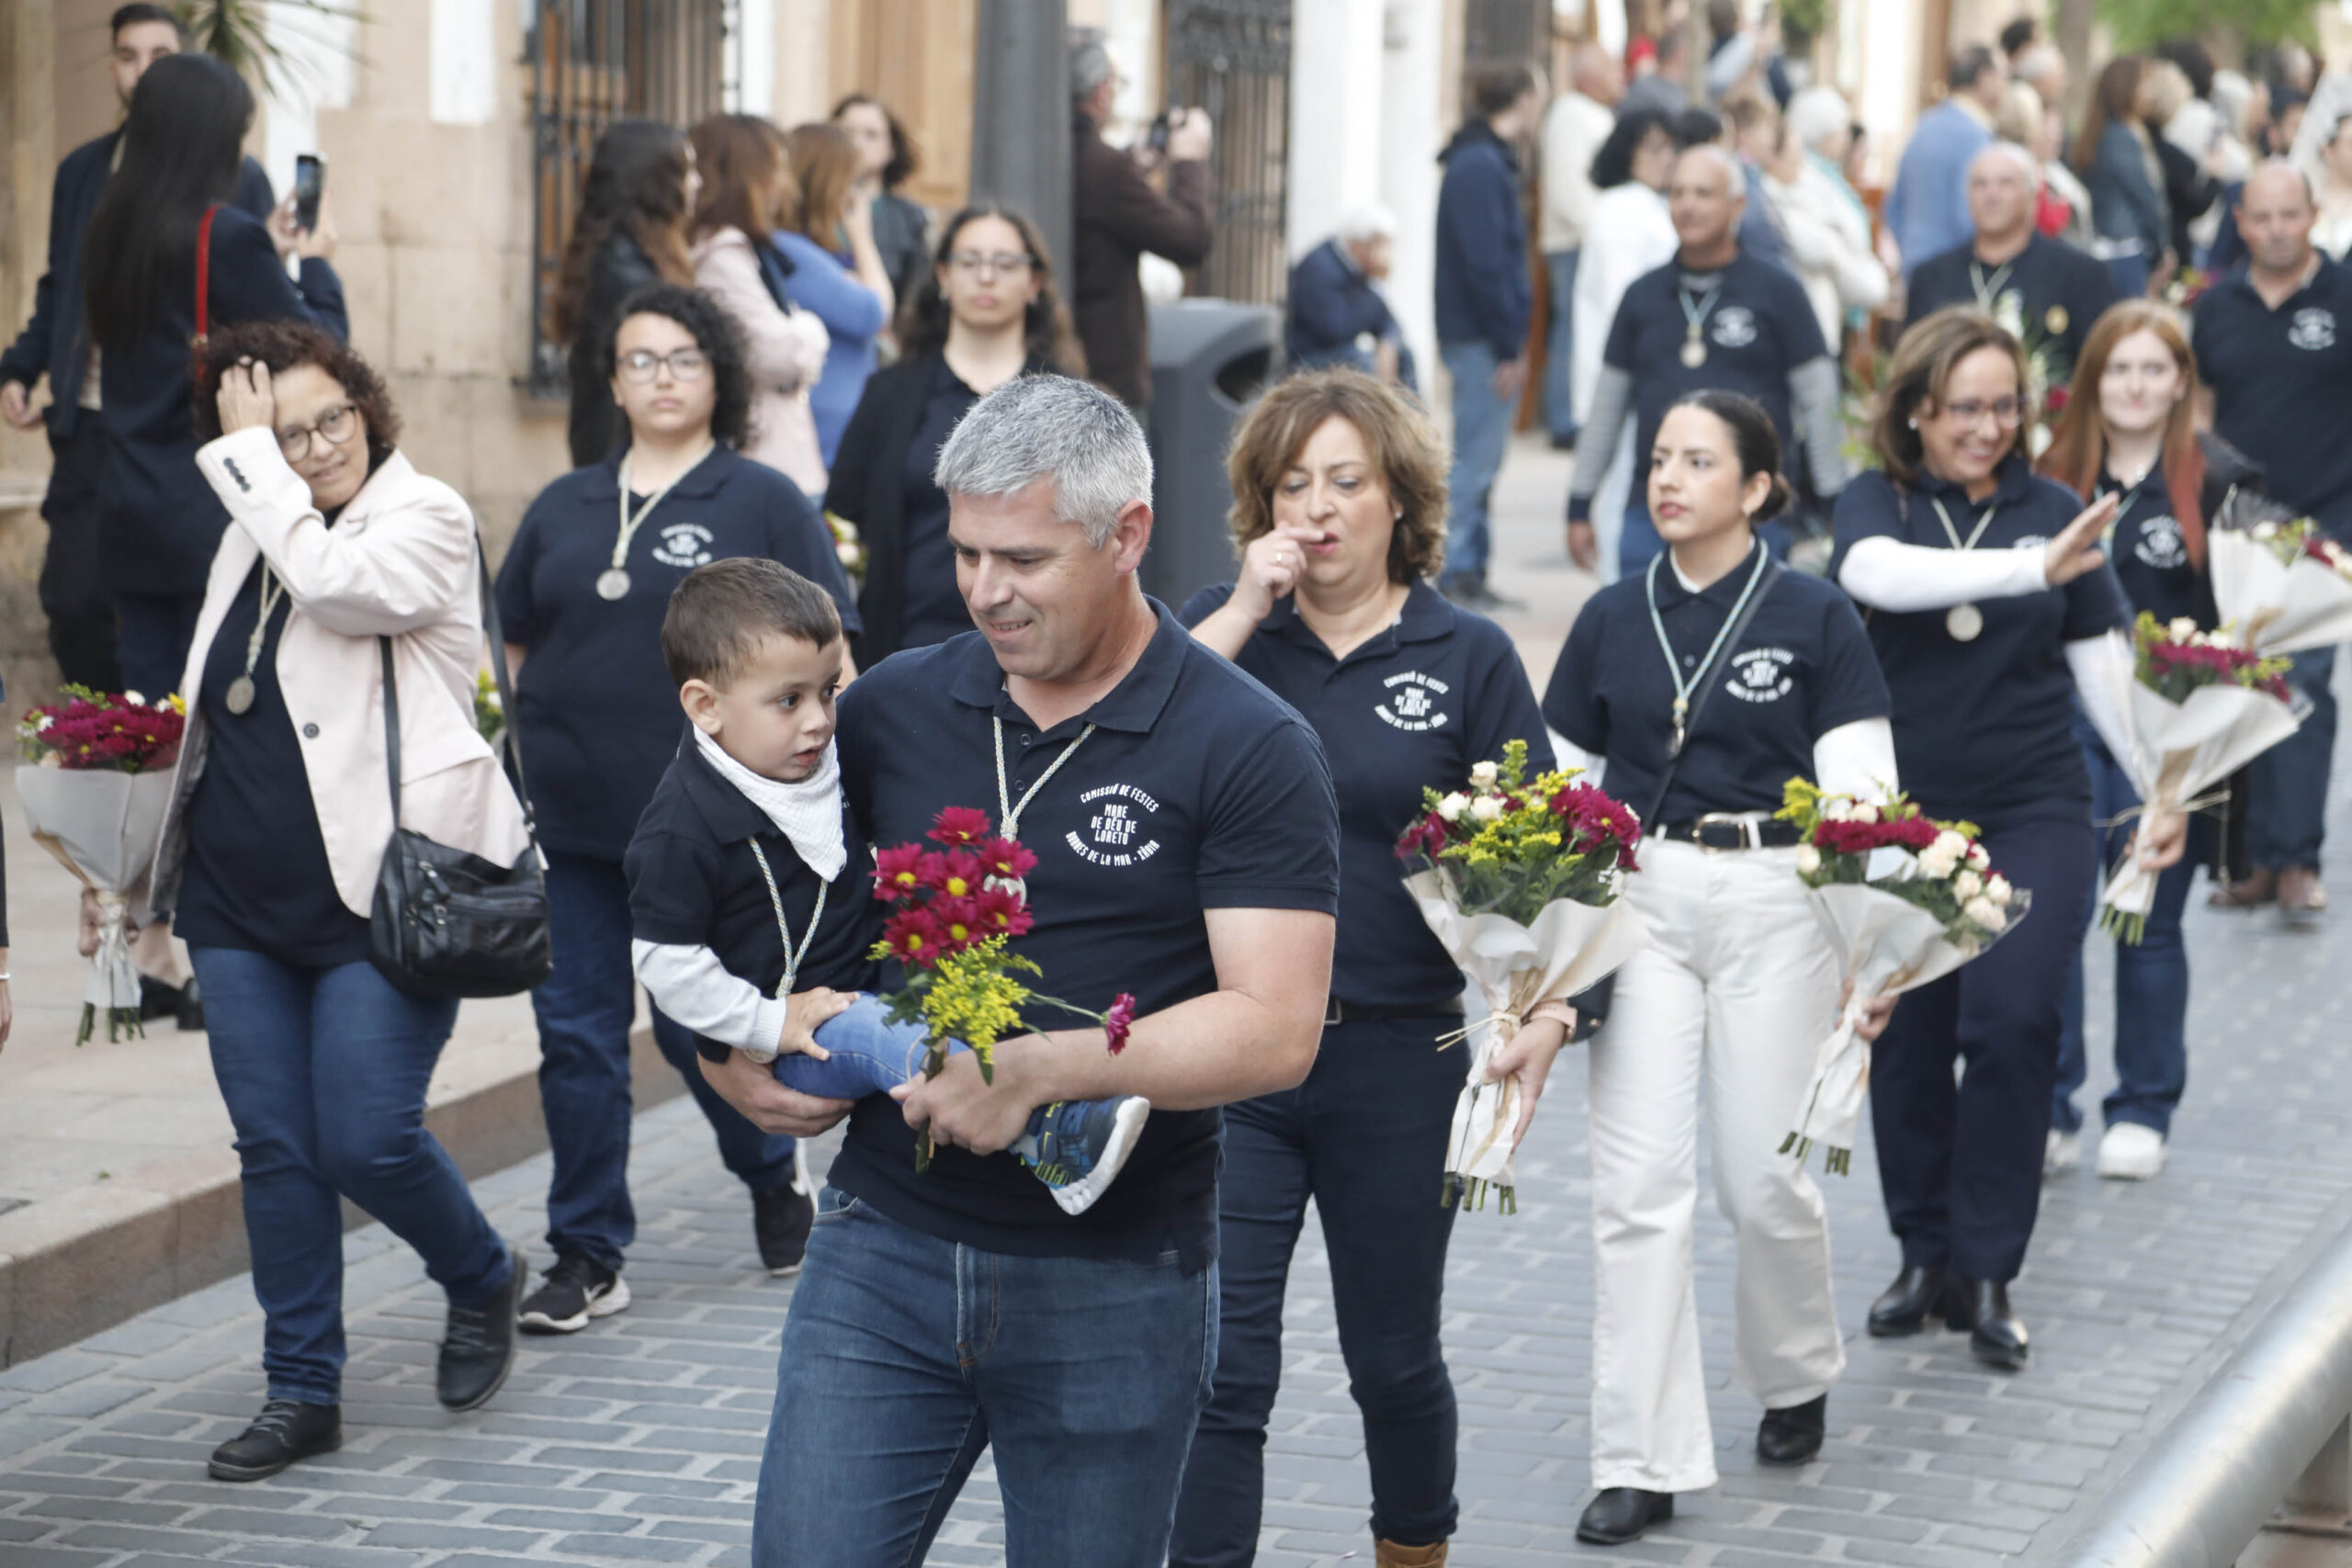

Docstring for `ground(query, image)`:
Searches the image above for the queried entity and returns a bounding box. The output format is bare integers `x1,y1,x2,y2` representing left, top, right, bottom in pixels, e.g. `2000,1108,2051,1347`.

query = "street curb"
0,1025,684,1368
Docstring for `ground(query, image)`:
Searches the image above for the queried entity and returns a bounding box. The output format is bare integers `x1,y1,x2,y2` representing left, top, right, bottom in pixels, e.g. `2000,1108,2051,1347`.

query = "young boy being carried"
626,560,1150,1236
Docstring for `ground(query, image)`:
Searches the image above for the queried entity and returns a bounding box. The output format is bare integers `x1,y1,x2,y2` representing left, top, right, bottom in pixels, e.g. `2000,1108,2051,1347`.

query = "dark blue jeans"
191,946,513,1405
1871,812,2096,1282
1170,1015,1464,1561
535,851,797,1273
2245,646,2336,873
754,1190,1216,1566
2056,730,2194,1137
1544,248,1580,443
1440,339,1512,582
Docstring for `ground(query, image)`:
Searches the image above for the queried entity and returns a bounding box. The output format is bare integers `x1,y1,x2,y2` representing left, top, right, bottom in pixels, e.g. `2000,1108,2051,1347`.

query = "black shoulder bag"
368,549,554,998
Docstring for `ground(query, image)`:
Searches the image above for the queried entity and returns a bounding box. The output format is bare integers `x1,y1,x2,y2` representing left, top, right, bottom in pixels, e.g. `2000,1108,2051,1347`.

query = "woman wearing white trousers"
1542,391,1898,1547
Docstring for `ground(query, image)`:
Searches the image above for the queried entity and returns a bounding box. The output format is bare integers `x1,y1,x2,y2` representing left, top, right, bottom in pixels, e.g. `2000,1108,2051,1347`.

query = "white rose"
1823,798,1852,821
1966,842,1990,871
32,712,51,731
122,690,145,706
1850,803,1879,824
1796,843,1821,875
1437,792,1470,823
1468,760,1500,790
1931,829,1970,862
2256,521,2278,540
1954,869,1982,899
1986,874,2013,906
1469,794,1506,824
1919,842,1962,879
1964,896,2006,931
2168,616,2199,642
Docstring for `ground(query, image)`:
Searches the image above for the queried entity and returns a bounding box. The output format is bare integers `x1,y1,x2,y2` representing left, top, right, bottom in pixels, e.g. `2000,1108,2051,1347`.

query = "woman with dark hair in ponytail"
823,204,1085,663
81,50,345,696
1541,390,1896,1547
553,119,699,468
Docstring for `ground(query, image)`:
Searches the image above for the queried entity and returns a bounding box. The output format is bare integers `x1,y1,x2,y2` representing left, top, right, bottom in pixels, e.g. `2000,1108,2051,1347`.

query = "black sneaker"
208,1398,340,1482
437,1244,523,1411
753,1182,815,1275
1020,1096,1152,1216
517,1252,630,1335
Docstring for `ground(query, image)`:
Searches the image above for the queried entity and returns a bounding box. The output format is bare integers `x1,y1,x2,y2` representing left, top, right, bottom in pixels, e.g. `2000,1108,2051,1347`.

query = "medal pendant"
595,568,632,601
224,675,255,716
1946,602,1984,642
1679,337,1707,369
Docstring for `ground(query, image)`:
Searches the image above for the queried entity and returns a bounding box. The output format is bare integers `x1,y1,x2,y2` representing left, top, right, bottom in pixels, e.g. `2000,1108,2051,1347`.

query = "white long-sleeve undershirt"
1837,536,2050,612
632,939,790,1062
1548,716,1898,812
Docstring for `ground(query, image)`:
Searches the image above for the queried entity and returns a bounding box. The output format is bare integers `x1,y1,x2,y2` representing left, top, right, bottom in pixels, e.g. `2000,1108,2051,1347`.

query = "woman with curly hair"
553,120,698,467
825,203,1082,662
156,319,532,1481
1170,368,1553,1568
493,284,861,1332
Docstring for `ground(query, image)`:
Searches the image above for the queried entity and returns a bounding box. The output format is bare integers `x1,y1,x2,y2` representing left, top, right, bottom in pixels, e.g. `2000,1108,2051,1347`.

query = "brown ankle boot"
2209,866,2277,908
1375,1540,1448,1567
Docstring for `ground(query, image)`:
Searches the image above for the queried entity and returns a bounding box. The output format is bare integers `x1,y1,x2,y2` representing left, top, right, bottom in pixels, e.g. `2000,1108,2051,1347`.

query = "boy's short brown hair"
662,558,842,687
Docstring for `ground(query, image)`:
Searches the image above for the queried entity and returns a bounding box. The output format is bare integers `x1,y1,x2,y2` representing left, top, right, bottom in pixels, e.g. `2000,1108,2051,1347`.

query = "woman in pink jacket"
154,321,533,1483
688,115,830,497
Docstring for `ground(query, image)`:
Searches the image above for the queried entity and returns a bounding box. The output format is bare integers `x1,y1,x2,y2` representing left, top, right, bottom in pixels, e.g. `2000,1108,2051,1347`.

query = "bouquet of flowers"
1775,782,2032,1174
1395,740,1649,1213
824,511,866,581
2208,509,2352,658
16,689,187,1043
472,667,504,749
869,806,1136,1170
2093,613,2300,942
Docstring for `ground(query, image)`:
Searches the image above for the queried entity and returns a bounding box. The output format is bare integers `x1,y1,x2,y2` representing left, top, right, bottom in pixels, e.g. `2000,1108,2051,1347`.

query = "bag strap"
377,540,540,836
1640,557,1784,830
192,204,220,354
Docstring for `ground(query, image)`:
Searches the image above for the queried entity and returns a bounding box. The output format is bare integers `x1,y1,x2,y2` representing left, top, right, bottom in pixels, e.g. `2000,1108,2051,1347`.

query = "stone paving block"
554,1530,707,1561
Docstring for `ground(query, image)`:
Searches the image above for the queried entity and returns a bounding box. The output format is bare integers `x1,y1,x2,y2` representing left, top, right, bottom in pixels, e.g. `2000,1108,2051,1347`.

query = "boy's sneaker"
518,1253,630,1335
1023,1096,1152,1217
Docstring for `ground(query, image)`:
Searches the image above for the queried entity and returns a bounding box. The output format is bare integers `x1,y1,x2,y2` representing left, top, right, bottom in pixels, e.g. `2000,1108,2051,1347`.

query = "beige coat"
153,427,533,920
691,226,831,497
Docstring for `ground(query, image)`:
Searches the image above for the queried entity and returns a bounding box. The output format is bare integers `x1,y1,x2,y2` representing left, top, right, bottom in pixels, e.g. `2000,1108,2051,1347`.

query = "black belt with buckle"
1324,998,1466,1027
1655,815,1803,851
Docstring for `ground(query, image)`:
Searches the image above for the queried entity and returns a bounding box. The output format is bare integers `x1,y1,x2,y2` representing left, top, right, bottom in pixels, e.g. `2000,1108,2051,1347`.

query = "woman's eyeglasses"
617,348,712,383
277,402,359,461
946,251,1035,276
1939,398,2026,428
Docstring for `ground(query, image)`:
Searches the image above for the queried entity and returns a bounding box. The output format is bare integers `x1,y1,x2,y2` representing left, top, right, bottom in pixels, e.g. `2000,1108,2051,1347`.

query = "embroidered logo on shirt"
1712,307,1759,348
2290,308,2338,352
2134,515,2188,570
652,522,716,569
1726,647,1795,703
1375,671,1452,732
1069,783,1163,867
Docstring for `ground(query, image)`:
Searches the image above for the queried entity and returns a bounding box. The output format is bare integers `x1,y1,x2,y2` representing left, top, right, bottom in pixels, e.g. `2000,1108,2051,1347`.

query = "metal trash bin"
1141,299,1281,611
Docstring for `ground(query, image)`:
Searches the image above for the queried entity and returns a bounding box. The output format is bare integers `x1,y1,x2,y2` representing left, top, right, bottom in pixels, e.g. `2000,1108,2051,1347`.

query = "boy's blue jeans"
773,996,1076,1155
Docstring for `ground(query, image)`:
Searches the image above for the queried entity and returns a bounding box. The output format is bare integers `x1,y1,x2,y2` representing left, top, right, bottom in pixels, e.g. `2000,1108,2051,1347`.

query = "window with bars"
526,0,735,394
1164,0,1292,308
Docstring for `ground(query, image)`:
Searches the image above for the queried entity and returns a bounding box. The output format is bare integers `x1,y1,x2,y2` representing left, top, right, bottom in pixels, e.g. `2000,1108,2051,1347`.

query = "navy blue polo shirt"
831,603,1341,1272
897,356,979,651
1904,232,2119,382
2193,259,2352,536
626,729,880,1065
1544,542,1889,824
493,446,862,862
1829,459,2131,826
1180,580,1546,1011
2098,468,2214,630
1604,254,1828,491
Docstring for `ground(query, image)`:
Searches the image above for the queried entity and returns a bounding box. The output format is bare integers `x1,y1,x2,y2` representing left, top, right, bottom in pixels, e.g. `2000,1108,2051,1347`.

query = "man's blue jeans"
2245,647,2336,872
191,946,513,1405
753,1191,1216,1566
535,851,797,1273
1440,339,1513,582
2055,728,2194,1137
1544,248,1580,443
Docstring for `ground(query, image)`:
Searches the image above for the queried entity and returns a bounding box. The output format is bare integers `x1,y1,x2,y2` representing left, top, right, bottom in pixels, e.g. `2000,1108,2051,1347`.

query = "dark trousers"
192,946,514,1404
38,415,121,691
1170,1015,1464,1561
115,590,205,700
1871,813,2096,1283
533,851,797,1273
2245,647,2335,874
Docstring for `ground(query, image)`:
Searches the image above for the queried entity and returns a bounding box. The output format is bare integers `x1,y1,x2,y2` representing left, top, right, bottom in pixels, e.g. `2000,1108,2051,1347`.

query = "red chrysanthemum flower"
976,835,1038,881
928,806,992,848
873,843,925,901
880,908,946,968
971,886,1034,939
930,897,985,953
918,850,987,899
1104,992,1138,1055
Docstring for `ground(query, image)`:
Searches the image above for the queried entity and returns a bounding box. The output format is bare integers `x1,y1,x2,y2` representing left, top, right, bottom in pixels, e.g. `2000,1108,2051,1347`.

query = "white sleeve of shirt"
1548,728,1603,787
1813,716,1900,802
631,939,789,1061
1838,536,2051,612
2064,630,2137,773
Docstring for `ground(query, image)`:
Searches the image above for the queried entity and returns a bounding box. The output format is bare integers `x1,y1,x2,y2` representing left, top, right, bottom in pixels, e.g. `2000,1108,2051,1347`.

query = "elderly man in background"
1285,207,1414,390
1541,41,1623,448
1885,44,2008,273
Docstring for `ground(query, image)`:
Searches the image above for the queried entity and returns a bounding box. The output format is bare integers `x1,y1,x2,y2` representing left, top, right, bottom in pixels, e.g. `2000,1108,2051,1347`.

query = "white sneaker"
2098,1122,2165,1180
2044,1128,2081,1176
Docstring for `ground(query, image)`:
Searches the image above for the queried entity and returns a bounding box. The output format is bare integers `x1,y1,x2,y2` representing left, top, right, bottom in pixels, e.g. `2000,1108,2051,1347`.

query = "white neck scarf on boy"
692,728,846,881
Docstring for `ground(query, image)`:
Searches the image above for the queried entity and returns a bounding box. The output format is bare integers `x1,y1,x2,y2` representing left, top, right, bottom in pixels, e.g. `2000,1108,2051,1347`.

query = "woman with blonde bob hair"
2037,300,2261,1180
1170,368,1556,1568
1830,305,2177,1372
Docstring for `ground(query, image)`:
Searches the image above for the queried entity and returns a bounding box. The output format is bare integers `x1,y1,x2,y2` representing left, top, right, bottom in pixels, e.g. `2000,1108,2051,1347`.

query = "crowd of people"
5,5,2352,1568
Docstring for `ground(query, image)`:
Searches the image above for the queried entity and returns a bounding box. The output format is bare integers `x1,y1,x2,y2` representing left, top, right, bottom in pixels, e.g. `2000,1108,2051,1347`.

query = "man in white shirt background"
1541,42,1623,451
